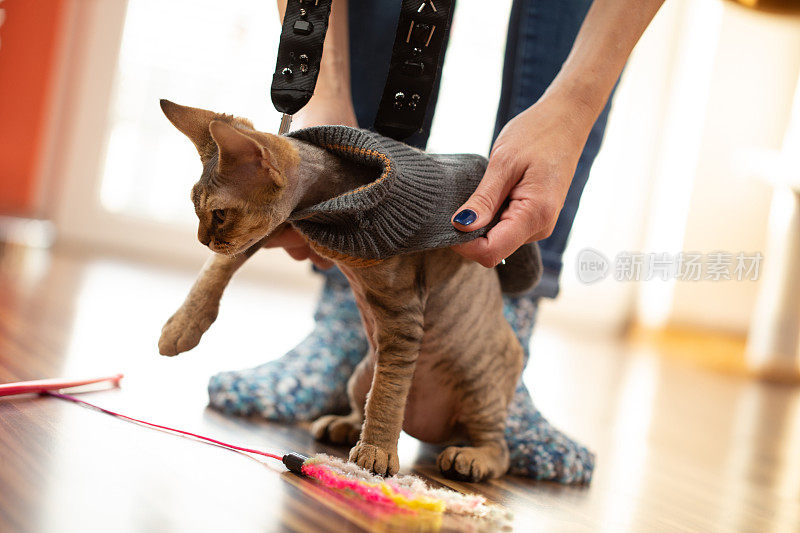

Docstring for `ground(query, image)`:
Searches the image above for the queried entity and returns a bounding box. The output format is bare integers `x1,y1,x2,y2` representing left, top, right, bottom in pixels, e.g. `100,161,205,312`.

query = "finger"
285,247,311,262
526,231,548,244
452,202,533,268
263,226,308,249
451,238,489,264
451,215,532,268
452,152,519,232
525,207,560,243
309,251,334,270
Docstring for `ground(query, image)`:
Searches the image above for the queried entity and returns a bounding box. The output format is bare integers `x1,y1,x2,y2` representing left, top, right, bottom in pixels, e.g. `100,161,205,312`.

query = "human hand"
263,224,334,270
450,92,596,268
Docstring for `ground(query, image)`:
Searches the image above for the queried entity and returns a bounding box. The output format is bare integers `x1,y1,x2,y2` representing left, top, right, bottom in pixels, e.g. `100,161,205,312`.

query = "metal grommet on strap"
374,0,456,141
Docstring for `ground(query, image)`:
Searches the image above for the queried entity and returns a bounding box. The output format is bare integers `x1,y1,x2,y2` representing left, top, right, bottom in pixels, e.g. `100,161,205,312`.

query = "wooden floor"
1,243,799,533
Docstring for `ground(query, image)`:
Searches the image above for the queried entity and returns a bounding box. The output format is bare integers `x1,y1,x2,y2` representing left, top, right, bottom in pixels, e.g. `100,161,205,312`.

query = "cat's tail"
496,243,543,295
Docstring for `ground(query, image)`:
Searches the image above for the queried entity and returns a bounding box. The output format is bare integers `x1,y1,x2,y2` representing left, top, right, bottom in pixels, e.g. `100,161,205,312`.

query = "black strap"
374,0,455,141
271,0,334,116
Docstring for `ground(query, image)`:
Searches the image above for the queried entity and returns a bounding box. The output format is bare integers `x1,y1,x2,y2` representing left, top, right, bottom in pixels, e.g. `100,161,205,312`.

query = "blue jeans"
349,0,615,297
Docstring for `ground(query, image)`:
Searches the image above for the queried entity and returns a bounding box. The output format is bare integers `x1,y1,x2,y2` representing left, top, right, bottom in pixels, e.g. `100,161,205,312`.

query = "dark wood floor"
1,242,799,532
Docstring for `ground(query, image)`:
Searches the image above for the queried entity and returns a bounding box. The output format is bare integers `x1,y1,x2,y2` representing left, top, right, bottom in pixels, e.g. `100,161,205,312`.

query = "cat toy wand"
0,374,299,469
1,374,504,520
0,374,124,397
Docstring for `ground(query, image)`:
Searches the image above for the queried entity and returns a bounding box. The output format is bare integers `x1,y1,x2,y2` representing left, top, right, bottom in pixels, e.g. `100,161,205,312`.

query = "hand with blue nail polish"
449,0,663,268
450,90,598,268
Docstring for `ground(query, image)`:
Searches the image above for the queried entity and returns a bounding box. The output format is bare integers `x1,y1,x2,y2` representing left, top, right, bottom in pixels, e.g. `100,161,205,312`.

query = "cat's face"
160,100,298,255
188,170,275,255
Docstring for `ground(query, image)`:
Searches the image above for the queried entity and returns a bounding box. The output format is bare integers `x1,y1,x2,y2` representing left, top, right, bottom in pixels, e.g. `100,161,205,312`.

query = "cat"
158,100,530,481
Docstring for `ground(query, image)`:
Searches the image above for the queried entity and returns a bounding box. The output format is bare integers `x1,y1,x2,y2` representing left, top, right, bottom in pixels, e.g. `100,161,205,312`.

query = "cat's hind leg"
311,413,362,445
310,357,371,446
438,391,511,482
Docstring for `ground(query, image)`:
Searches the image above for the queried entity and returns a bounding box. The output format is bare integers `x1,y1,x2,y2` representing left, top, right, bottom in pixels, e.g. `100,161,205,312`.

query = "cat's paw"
349,442,399,477
311,414,362,445
437,446,507,482
158,307,217,356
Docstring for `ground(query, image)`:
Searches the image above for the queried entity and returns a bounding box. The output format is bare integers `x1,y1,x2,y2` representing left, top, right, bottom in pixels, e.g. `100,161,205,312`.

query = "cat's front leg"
158,250,253,356
348,278,425,476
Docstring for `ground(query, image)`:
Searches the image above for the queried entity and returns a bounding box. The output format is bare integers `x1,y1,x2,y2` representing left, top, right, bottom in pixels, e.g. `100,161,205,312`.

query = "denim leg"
496,0,617,298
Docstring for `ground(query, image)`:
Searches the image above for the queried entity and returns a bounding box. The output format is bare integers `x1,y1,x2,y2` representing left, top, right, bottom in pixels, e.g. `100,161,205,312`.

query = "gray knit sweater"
287,126,541,293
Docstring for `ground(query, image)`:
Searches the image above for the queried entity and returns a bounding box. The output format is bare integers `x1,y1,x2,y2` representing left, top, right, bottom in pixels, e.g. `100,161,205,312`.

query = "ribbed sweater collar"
287,126,489,263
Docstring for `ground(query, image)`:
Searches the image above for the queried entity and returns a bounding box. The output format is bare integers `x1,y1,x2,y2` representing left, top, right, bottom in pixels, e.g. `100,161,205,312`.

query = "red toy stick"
0,374,124,397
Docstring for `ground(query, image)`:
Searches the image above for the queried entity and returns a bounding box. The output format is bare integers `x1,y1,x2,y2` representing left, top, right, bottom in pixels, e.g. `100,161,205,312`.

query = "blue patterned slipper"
503,294,595,484
208,268,367,422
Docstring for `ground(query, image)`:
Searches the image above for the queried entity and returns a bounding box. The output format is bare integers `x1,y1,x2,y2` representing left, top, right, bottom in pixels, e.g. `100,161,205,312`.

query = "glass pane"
99,0,282,224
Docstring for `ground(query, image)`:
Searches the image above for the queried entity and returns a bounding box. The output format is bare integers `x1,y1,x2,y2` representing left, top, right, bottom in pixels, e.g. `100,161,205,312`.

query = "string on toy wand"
43,391,311,470
36,388,502,520
3,375,503,520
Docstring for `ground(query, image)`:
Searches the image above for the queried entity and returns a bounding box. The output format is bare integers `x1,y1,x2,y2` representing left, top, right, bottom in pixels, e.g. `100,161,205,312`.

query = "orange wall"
0,0,67,217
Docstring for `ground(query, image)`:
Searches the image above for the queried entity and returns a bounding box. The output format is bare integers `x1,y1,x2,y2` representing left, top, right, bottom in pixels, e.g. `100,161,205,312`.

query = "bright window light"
99,0,282,224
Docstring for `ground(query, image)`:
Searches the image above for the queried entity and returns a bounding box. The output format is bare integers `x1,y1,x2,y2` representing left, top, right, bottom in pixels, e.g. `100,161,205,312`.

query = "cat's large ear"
209,120,287,199
159,99,217,160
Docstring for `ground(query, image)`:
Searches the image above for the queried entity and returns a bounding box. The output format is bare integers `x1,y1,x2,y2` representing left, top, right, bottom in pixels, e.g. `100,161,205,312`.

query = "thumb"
452,156,516,232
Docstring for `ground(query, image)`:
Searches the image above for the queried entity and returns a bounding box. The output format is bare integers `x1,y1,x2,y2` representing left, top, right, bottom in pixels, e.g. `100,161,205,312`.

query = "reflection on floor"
1,243,798,532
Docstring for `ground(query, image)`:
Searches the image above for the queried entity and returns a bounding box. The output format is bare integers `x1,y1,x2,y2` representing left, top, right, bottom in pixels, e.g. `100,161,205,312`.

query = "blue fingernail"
454,209,477,226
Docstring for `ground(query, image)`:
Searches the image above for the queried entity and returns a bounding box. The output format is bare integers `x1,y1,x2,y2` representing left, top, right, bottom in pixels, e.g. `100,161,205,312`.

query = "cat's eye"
212,209,226,224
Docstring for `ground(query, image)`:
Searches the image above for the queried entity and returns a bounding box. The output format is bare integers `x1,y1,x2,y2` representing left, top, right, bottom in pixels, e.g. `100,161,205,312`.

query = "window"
99,0,283,225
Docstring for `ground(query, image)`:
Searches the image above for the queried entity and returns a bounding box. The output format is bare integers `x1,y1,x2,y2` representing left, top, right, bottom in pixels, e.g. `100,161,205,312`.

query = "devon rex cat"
158,100,541,482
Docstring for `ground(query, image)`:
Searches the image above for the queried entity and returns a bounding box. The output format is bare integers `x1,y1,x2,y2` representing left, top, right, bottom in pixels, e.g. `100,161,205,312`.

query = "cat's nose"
198,226,212,246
